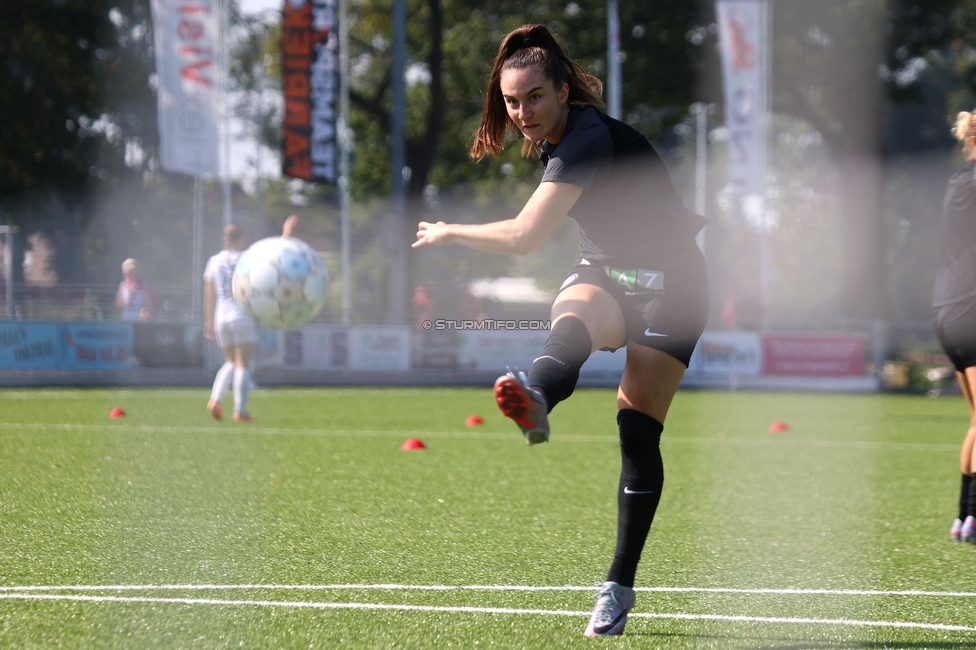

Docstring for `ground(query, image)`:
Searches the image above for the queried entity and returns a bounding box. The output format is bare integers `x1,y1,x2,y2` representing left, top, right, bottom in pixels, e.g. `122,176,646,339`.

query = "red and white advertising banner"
282,0,339,183
716,0,766,195
150,0,220,176
761,335,866,376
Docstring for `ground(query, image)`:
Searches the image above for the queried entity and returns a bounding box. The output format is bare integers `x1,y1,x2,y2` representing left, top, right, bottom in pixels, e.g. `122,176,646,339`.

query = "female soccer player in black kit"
935,110,976,546
412,25,708,635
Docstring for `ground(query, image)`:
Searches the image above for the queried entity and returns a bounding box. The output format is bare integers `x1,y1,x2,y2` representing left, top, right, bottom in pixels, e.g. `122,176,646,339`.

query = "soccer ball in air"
232,236,328,329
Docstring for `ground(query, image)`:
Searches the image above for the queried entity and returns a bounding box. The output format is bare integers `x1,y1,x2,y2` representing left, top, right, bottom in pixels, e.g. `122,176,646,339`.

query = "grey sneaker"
584,581,635,637
951,517,963,543
964,515,976,544
493,369,549,445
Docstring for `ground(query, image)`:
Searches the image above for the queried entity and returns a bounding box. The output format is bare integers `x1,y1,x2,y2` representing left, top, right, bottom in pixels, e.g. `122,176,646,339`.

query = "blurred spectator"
412,284,434,326
115,258,155,320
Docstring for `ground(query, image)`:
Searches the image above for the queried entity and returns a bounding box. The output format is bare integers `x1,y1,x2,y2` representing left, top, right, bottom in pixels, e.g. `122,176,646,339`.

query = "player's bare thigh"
618,343,686,424
235,343,253,369
222,344,252,368
552,282,687,423
550,283,626,352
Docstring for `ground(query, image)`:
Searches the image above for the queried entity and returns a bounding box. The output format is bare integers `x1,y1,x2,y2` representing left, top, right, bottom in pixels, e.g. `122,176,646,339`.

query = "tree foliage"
0,1,106,205
339,0,705,203
0,0,166,286
10,0,976,325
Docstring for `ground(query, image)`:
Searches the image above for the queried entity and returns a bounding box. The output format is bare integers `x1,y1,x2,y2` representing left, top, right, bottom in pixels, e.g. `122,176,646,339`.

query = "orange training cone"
401,438,427,450
465,415,485,426
109,408,126,419
768,421,789,433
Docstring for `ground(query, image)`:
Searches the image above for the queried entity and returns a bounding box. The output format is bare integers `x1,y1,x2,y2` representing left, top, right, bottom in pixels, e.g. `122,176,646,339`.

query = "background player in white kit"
204,216,297,422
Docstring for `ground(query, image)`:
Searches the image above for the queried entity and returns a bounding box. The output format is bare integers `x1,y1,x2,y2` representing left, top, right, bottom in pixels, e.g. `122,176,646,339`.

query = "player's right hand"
412,221,453,248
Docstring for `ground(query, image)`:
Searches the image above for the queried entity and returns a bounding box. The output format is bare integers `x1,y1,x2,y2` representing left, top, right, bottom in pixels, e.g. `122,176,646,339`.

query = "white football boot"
584,581,635,637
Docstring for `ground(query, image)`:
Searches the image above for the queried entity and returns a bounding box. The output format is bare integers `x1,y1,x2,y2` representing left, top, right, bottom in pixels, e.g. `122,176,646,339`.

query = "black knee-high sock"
527,316,592,413
968,473,976,519
961,474,973,521
606,409,665,588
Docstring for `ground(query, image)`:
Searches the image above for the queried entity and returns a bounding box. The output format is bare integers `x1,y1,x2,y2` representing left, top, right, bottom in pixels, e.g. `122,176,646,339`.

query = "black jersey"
934,161,976,308
539,105,705,268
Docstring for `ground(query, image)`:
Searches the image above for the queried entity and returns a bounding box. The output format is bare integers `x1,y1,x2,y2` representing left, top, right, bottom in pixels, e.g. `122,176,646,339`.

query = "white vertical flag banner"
150,0,220,176
717,0,766,196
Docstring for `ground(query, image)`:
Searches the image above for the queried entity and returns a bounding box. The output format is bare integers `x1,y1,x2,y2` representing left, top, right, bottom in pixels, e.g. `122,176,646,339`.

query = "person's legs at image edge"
956,368,976,542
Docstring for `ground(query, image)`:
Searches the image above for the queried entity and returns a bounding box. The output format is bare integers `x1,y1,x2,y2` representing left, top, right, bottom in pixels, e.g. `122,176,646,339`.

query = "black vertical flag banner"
283,0,339,183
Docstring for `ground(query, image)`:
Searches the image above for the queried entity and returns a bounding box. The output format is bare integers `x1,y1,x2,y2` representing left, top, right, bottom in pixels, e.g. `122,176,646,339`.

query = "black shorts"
934,301,976,372
557,249,709,367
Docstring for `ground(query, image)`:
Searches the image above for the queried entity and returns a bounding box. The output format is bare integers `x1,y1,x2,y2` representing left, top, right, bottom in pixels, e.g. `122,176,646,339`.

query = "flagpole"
759,0,771,332
693,102,708,252
606,0,622,119
192,177,203,321
339,0,352,324
219,0,232,227
387,0,407,324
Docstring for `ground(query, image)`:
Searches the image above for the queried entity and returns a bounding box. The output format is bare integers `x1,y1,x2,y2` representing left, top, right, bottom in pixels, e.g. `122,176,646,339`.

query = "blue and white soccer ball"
232,236,328,329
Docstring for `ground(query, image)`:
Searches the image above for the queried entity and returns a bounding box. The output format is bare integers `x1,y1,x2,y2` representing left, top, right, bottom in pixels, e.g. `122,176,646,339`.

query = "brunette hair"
470,24,604,159
223,224,244,248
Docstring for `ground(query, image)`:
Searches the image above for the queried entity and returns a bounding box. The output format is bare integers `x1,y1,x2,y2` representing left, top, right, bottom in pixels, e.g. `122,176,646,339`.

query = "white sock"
210,362,234,403
233,367,251,415
248,359,258,389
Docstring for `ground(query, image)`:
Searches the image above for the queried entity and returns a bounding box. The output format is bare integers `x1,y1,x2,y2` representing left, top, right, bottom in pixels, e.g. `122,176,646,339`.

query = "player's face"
500,66,569,146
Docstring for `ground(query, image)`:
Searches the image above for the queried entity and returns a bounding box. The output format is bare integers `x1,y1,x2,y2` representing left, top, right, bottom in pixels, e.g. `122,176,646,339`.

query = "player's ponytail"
470,24,604,160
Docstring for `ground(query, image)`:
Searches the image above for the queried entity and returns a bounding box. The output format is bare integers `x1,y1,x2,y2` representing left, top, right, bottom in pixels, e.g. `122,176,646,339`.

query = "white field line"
1,584,976,598
0,592,973,633
0,389,410,399
0,421,960,452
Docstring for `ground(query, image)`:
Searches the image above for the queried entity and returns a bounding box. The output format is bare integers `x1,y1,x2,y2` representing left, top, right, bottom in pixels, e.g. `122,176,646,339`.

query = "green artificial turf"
0,386,974,648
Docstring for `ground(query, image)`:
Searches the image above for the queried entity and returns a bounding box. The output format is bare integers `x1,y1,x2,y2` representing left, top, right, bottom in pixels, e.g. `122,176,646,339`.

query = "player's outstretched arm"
412,181,582,255
282,215,298,238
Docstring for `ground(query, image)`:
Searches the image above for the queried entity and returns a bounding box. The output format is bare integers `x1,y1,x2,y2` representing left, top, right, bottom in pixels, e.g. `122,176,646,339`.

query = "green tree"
0,0,170,290
337,0,710,315
680,0,976,324
0,0,109,289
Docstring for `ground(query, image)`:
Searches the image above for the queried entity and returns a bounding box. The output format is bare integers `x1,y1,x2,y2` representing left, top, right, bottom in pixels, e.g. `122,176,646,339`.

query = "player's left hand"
412,221,452,248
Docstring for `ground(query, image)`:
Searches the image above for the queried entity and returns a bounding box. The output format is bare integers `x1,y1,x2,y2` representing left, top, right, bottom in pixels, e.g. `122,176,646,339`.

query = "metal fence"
0,282,194,322
0,280,943,357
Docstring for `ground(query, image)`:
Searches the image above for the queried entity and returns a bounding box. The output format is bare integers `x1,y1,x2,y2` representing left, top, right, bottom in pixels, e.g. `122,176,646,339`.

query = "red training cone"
109,408,126,419
464,414,485,426
768,421,789,433
401,438,427,450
